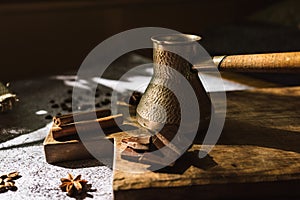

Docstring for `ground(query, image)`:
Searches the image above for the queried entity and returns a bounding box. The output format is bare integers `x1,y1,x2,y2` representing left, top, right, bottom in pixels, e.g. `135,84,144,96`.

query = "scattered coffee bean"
45,115,53,120
4,178,13,183
7,172,20,180
0,175,6,179
0,185,7,193
101,99,111,105
4,182,14,187
64,97,72,103
67,89,72,94
60,103,69,111
8,185,17,191
95,103,101,108
51,104,59,109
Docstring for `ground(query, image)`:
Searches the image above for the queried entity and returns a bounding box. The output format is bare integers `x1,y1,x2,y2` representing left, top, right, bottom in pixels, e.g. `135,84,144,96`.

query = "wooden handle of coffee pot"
210,52,300,73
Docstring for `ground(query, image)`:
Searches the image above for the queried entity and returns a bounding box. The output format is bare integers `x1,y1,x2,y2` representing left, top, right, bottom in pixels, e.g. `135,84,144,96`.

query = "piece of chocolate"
139,152,174,167
121,147,143,162
121,136,151,151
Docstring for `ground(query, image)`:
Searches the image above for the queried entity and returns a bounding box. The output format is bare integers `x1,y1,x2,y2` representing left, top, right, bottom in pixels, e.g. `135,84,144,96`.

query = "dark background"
0,0,299,81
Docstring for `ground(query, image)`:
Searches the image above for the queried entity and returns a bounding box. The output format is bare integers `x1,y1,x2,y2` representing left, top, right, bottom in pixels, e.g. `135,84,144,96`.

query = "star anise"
60,173,88,196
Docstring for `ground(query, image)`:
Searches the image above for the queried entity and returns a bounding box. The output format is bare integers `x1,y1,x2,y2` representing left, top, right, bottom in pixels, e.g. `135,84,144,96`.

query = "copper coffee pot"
136,34,300,134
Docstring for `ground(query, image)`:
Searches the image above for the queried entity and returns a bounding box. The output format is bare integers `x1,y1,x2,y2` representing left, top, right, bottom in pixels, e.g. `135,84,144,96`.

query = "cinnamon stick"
52,114,123,139
53,109,111,126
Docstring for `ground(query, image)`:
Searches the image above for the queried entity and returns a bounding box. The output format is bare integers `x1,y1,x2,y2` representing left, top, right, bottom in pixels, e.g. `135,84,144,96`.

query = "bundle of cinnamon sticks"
51,109,123,139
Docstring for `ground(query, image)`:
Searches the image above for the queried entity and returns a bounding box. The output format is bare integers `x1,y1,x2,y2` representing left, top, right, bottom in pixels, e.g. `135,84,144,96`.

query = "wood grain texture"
113,86,300,199
44,129,113,164
218,52,300,72
43,132,94,164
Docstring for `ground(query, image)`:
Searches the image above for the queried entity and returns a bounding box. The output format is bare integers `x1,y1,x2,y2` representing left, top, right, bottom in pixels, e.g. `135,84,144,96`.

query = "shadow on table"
217,119,300,153
155,150,217,174
195,87,300,153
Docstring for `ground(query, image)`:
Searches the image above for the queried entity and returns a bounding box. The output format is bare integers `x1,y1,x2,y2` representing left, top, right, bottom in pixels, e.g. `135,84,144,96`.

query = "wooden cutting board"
113,86,300,199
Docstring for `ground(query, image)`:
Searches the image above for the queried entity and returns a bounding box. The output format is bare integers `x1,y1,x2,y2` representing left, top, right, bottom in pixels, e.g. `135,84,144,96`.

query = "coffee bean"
0,185,7,193
60,103,69,111
0,175,7,179
4,177,13,183
51,104,59,109
45,115,52,120
9,185,17,191
95,103,101,108
101,99,111,105
64,97,72,103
